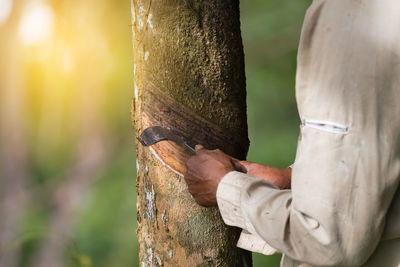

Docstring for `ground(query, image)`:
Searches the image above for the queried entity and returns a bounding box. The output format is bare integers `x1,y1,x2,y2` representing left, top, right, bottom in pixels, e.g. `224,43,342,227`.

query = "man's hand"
184,145,292,207
184,145,235,207
233,160,292,189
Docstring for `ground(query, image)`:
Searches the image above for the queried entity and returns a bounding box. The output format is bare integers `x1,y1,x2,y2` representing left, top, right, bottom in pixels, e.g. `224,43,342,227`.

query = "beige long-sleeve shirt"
216,1,400,266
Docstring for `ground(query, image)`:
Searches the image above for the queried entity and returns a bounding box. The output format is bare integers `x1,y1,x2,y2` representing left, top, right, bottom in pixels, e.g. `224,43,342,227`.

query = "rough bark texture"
132,0,250,266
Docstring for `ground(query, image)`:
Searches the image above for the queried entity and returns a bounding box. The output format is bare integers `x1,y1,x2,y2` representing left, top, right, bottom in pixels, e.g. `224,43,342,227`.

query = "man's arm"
185,1,400,266
234,160,292,190
184,145,291,206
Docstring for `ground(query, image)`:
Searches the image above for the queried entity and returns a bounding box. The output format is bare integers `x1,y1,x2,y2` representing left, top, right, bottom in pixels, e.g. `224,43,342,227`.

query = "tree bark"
131,0,250,266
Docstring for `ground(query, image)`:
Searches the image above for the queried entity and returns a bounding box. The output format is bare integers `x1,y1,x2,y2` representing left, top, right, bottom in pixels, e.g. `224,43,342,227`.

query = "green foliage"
70,150,138,267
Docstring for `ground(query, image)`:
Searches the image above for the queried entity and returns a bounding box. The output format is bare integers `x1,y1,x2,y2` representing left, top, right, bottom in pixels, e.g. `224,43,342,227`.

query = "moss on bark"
132,0,250,266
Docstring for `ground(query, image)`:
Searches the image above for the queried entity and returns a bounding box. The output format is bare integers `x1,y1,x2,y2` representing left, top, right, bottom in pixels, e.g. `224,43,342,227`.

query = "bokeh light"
0,0,13,25
18,1,54,46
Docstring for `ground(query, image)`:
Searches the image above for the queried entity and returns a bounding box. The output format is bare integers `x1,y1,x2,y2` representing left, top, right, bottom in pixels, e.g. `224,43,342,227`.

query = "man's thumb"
231,159,248,173
195,144,204,151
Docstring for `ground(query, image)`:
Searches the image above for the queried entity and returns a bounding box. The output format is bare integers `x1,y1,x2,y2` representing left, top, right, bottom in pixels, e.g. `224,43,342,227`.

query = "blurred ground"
0,0,309,266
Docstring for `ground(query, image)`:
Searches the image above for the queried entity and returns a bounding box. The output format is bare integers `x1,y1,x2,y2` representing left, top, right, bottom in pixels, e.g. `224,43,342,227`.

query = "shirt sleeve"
216,171,283,255
217,1,400,266
217,171,281,232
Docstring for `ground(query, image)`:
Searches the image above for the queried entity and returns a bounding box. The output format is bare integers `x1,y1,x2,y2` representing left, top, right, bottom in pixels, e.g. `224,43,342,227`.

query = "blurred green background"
0,0,310,266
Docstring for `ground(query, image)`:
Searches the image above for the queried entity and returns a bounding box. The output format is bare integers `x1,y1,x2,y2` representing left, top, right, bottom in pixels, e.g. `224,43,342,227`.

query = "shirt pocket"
294,118,349,168
302,119,348,134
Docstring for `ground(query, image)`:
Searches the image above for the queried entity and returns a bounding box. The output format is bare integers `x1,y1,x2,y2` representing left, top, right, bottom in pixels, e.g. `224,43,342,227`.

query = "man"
184,1,400,266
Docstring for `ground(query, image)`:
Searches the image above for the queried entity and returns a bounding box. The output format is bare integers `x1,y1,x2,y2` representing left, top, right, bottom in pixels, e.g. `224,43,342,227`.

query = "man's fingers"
238,161,253,169
231,159,248,173
195,144,204,152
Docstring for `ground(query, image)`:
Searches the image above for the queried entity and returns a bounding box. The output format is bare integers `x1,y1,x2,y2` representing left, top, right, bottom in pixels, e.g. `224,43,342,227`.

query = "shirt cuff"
237,230,278,255
217,171,280,255
217,171,279,233
216,171,251,230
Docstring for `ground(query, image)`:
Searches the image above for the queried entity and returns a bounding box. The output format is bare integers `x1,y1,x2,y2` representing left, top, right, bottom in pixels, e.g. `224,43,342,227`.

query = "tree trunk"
131,0,250,266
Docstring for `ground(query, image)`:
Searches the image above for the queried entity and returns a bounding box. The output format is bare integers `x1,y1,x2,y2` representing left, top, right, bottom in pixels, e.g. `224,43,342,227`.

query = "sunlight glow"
18,2,54,46
0,0,13,25
62,50,74,73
